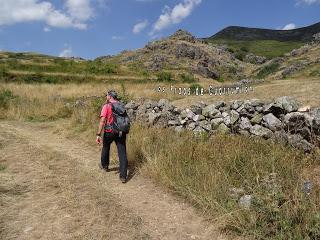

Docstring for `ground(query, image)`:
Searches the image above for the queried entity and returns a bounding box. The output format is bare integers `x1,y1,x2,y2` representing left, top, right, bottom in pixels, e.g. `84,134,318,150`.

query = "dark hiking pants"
101,131,128,179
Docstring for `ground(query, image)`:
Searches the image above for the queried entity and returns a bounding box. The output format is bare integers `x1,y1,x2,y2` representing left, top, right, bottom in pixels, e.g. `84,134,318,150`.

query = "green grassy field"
207,39,304,59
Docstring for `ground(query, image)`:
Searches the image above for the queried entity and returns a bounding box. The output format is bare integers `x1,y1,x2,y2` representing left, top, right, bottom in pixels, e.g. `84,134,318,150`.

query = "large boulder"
250,125,273,139
275,96,299,113
202,104,219,117
239,117,252,130
217,123,230,134
211,118,224,129
262,113,283,131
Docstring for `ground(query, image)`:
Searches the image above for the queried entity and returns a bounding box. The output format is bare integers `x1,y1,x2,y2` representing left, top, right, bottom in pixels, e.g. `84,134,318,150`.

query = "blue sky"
0,0,319,59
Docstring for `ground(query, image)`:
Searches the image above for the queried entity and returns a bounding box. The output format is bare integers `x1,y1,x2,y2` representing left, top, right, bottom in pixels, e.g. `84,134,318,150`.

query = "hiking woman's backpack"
107,101,131,134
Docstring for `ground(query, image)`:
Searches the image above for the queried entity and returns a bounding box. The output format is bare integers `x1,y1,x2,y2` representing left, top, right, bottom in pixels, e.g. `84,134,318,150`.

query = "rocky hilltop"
98,30,251,80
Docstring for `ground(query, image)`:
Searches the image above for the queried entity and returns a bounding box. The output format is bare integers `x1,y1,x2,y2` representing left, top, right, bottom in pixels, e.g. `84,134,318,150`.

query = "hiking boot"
120,177,127,183
99,163,110,172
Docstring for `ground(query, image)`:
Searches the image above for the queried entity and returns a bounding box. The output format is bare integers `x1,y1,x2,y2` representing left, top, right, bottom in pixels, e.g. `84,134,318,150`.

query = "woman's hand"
96,136,102,145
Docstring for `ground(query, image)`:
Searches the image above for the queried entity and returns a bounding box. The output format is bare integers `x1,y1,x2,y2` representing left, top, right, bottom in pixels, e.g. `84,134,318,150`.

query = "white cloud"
296,0,320,5
133,20,148,34
111,36,124,40
59,45,72,57
151,0,201,34
0,0,94,30
65,0,93,21
43,26,51,32
282,23,296,30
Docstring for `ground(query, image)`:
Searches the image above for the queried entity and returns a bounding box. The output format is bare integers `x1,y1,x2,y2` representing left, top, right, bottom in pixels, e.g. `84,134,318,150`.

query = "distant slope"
203,22,320,59
207,22,320,42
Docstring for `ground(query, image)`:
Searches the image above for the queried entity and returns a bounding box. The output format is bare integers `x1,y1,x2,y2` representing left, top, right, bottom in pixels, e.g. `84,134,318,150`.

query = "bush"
179,73,196,83
118,81,132,104
189,83,203,94
310,70,320,77
0,89,17,109
0,66,9,81
156,71,174,82
256,63,280,79
234,50,247,61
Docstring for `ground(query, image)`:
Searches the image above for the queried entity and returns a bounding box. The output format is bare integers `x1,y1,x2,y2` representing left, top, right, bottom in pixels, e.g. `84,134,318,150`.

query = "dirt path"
0,120,225,240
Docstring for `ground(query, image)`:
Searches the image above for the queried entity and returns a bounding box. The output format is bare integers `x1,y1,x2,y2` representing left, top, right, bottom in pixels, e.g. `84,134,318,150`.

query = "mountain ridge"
205,21,320,42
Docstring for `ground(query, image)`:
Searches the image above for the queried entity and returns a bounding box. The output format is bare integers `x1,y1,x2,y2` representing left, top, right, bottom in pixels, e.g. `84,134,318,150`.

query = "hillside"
204,22,320,58
98,30,252,81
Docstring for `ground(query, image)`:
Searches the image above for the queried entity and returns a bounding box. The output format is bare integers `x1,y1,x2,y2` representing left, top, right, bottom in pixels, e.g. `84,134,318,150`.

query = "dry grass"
0,129,148,240
1,78,320,239
127,124,320,239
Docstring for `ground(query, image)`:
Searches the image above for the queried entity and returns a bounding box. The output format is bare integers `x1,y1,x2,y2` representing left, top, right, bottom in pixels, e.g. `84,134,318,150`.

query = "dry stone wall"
125,96,320,153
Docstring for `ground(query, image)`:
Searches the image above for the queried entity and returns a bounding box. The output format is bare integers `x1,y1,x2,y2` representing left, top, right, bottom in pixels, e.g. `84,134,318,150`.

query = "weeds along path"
0,120,225,240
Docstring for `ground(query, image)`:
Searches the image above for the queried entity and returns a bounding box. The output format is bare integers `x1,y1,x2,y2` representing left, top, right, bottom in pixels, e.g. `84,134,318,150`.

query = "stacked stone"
125,96,320,153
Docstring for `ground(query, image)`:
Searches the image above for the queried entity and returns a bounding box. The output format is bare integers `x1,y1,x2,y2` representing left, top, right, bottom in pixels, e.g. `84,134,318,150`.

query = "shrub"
234,50,247,61
256,62,280,79
0,89,17,109
189,83,203,94
179,73,196,83
118,81,132,104
157,71,174,82
0,66,9,81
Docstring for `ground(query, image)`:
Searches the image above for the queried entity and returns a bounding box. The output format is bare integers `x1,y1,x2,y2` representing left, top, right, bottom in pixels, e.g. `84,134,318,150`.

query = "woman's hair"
106,90,118,100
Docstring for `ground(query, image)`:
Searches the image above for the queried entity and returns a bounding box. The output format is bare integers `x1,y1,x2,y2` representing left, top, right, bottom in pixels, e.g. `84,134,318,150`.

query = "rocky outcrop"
124,96,320,153
244,53,267,64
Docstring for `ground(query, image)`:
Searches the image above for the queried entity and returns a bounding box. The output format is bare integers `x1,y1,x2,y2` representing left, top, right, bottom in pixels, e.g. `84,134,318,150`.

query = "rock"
262,113,283,131
255,106,263,112
214,101,226,109
244,53,267,64
222,112,229,118
217,123,230,134
168,120,179,126
171,29,196,42
199,120,212,131
313,32,320,42
239,117,252,130
148,112,161,125
125,100,138,110
174,126,184,133
186,109,195,119
275,96,299,113
231,100,243,110
211,118,224,129
250,125,273,139
190,105,203,115
250,113,263,124
271,130,289,144
230,110,240,125
202,104,219,118
239,195,252,209
180,110,187,119
287,134,314,153
193,114,205,122
223,116,231,127
158,98,169,107
284,112,313,133
186,122,196,131
195,62,219,79
263,101,284,116
312,108,320,134
193,126,206,135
